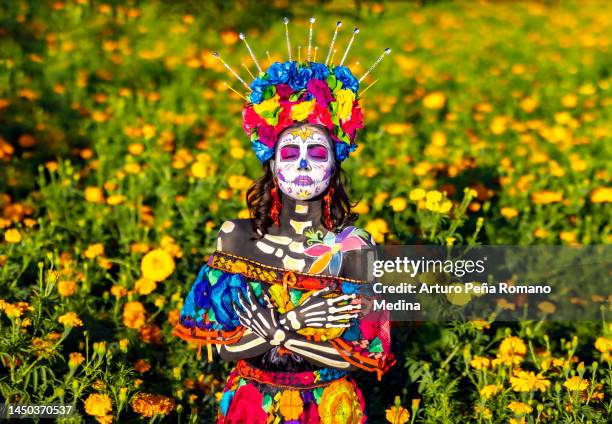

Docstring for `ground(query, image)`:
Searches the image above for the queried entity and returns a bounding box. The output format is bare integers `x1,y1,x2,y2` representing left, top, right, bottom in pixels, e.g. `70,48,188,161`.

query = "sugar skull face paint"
272,125,334,200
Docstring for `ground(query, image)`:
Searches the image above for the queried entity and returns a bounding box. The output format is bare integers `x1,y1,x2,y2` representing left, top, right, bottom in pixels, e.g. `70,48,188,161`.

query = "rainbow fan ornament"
213,17,391,162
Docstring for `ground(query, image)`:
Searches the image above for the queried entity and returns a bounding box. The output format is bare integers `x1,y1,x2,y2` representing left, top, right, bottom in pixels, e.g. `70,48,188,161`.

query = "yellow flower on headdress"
253,95,281,125
336,89,356,121
291,100,315,121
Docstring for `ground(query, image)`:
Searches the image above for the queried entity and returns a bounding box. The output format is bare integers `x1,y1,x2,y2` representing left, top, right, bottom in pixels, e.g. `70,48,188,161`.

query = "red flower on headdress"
242,106,265,136
257,124,277,148
223,384,267,424
341,104,364,140
307,79,334,107
274,106,294,136
308,103,335,132
276,84,294,100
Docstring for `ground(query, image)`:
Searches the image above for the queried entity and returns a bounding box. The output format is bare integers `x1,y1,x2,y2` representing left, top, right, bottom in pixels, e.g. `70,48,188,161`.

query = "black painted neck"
278,192,323,226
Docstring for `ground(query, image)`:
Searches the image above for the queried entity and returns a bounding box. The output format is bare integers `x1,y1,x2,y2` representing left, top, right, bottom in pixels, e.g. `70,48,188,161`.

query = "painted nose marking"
299,159,308,169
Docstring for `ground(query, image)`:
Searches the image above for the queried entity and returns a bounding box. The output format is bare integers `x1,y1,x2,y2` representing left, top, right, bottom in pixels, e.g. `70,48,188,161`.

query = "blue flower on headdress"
249,77,269,104
333,66,359,93
310,62,330,80
252,141,274,162
266,62,292,85
289,64,313,91
335,142,356,161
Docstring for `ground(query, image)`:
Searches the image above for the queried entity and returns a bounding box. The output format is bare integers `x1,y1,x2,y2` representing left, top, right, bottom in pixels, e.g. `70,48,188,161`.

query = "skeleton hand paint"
234,285,286,346
279,286,362,331
272,125,334,200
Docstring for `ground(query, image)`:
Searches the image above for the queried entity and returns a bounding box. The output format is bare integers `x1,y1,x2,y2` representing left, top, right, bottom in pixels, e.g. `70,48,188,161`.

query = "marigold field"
1,0,611,423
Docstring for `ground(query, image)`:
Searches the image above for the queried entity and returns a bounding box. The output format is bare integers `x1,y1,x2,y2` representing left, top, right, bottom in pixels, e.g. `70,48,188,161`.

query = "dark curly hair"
246,124,357,238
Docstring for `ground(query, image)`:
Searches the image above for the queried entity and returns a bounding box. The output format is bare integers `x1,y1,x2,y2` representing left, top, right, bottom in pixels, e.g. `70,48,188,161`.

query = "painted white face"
272,126,334,200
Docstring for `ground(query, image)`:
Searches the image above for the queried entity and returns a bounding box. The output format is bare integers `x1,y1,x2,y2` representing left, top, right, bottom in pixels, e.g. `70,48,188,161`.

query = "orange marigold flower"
133,359,151,373
123,301,146,330
531,190,563,204
58,312,83,327
58,280,77,297
131,392,176,417
83,393,112,417
134,278,157,295
84,243,104,259
68,352,85,368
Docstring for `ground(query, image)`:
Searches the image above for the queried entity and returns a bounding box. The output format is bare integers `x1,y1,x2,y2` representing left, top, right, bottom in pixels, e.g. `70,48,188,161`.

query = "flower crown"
214,18,391,163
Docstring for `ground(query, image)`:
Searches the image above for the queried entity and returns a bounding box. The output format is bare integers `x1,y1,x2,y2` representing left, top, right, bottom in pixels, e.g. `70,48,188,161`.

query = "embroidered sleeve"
329,309,395,379
172,262,247,345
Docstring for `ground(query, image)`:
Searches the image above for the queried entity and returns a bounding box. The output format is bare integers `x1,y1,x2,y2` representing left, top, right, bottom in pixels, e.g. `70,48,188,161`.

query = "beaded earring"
323,186,334,230
270,181,281,227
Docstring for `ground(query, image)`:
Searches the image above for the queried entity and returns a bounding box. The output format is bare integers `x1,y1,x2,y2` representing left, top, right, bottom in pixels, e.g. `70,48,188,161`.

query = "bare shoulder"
215,219,256,254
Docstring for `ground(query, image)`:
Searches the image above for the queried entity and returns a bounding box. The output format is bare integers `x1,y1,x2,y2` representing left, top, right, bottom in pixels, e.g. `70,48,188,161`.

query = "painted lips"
293,175,315,186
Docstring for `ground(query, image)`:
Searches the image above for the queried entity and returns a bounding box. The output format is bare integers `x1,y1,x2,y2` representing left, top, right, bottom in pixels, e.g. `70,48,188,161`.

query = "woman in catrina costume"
173,18,394,423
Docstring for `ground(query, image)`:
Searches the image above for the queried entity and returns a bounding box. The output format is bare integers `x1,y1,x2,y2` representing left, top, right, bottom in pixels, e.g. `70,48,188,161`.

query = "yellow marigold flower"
84,187,105,203
559,231,577,244
123,301,146,330
500,207,519,219
230,146,245,159
227,175,252,190
426,190,443,203
409,188,426,201
594,337,612,353
510,370,551,392
352,201,370,214
507,401,532,415
4,303,22,319
385,405,410,423
4,228,22,243
131,392,176,417
128,143,145,155
119,338,130,352
107,194,126,205
111,285,128,298
479,384,502,400
84,243,104,259
58,312,83,327
473,405,492,420
124,163,141,174
134,278,157,295
534,228,549,238
590,187,612,203
499,336,527,357
470,356,491,370
531,190,563,204
490,116,508,135
68,352,85,368
58,280,77,297
563,376,589,391
84,393,112,417
561,93,577,108
191,161,216,179
389,197,407,212
422,91,446,110
365,219,389,244
141,249,175,282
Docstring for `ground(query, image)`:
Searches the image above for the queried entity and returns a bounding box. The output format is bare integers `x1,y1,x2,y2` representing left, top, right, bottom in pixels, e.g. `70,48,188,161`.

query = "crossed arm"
217,285,362,370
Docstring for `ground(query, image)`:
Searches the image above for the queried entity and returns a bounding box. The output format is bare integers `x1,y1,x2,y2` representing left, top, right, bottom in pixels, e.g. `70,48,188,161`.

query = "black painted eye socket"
280,145,300,161
307,144,328,161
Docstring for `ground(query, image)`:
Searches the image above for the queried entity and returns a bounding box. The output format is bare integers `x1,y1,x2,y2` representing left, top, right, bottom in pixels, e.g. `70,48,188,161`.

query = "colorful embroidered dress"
174,250,395,423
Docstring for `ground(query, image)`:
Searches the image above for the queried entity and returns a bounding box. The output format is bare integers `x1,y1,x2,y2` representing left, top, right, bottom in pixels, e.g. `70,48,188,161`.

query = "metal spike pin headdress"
214,18,391,163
